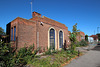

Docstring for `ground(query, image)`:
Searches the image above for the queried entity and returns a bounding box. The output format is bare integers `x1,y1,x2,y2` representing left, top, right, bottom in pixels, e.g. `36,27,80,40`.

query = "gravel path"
64,45,100,67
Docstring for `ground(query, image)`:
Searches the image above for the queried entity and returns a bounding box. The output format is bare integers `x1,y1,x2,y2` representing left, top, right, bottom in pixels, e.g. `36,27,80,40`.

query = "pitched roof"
89,35,98,40
42,16,67,29
89,35,98,38
79,31,85,35
29,16,68,29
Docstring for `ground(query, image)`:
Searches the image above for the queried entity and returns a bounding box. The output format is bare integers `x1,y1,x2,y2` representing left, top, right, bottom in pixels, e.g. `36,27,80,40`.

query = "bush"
79,40,88,46
45,47,58,55
14,44,40,66
45,48,52,55
0,43,41,67
0,41,79,67
30,48,78,67
0,41,14,67
75,42,81,47
52,50,58,54
76,40,88,47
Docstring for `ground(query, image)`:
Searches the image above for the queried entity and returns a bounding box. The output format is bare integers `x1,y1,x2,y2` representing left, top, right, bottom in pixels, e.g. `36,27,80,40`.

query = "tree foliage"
0,27,5,35
97,33,100,41
0,42,41,67
85,35,88,42
69,23,80,50
0,41,14,67
70,23,80,43
72,23,80,35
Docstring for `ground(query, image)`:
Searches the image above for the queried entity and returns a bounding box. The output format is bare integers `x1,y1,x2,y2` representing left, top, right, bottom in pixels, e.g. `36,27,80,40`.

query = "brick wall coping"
11,17,36,23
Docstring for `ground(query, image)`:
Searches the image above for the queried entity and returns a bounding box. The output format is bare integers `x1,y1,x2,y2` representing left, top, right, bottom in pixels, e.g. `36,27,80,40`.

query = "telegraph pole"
94,30,95,35
30,0,33,15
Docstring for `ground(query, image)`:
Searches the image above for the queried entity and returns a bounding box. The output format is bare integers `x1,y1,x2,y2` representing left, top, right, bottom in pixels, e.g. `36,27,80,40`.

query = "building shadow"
97,66,100,67
91,44,100,51
97,43,100,45
96,63,100,67
63,40,66,50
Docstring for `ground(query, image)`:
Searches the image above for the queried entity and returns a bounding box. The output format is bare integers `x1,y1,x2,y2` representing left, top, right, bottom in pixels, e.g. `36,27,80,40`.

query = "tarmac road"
64,45,100,67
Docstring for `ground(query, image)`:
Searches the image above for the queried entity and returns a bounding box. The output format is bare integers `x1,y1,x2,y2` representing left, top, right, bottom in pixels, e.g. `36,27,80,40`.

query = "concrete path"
64,45,100,67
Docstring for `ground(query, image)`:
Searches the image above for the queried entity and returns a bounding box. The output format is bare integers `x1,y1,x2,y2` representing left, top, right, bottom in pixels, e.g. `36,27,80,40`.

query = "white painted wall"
88,37,94,43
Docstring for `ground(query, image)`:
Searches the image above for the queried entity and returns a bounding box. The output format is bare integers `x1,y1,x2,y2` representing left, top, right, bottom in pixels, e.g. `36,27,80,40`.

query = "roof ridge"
42,16,66,26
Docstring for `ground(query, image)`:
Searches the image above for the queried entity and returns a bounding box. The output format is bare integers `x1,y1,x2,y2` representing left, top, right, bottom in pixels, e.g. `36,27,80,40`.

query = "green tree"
0,27,5,35
97,33,100,41
72,23,80,37
69,23,80,50
85,35,88,42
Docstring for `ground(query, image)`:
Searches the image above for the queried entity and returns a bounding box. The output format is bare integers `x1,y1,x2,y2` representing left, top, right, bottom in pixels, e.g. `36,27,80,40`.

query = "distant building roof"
89,35,98,40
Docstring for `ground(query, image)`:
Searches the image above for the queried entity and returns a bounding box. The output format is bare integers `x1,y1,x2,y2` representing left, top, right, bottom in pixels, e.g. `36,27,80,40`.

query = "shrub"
43,47,45,52
75,41,81,47
0,41,14,67
31,48,78,67
2,43,40,67
45,48,52,55
79,40,88,46
0,41,79,67
76,40,88,47
14,44,40,66
52,50,58,54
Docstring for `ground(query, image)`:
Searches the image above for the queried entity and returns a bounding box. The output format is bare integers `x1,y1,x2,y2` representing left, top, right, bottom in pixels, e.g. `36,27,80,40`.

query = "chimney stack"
32,11,41,17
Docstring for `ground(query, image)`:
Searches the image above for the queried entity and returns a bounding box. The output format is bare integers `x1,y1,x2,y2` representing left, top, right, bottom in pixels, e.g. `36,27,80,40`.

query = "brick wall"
9,12,71,52
30,12,70,51
10,17,37,50
17,18,36,50
76,31,85,42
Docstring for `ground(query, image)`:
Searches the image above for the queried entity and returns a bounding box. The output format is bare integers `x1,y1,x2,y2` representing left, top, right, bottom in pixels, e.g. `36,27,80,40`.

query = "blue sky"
0,0,100,36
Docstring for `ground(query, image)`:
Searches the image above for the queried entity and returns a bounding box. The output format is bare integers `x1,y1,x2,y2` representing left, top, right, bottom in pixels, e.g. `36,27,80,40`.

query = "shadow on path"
96,64,100,67
97,66,100,67
91,44,100,51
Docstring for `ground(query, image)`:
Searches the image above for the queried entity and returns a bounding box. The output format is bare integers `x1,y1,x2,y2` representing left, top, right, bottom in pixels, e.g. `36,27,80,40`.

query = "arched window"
59,31,63,48
50,28,55,50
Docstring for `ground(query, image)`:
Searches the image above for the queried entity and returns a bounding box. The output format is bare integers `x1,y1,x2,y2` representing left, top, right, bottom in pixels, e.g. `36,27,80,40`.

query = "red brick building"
6,12,70,51
76,31,85,41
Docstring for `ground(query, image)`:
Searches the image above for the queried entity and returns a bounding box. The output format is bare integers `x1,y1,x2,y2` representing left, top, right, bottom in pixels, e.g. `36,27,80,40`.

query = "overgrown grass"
29,49,79,67
0,41,79,67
